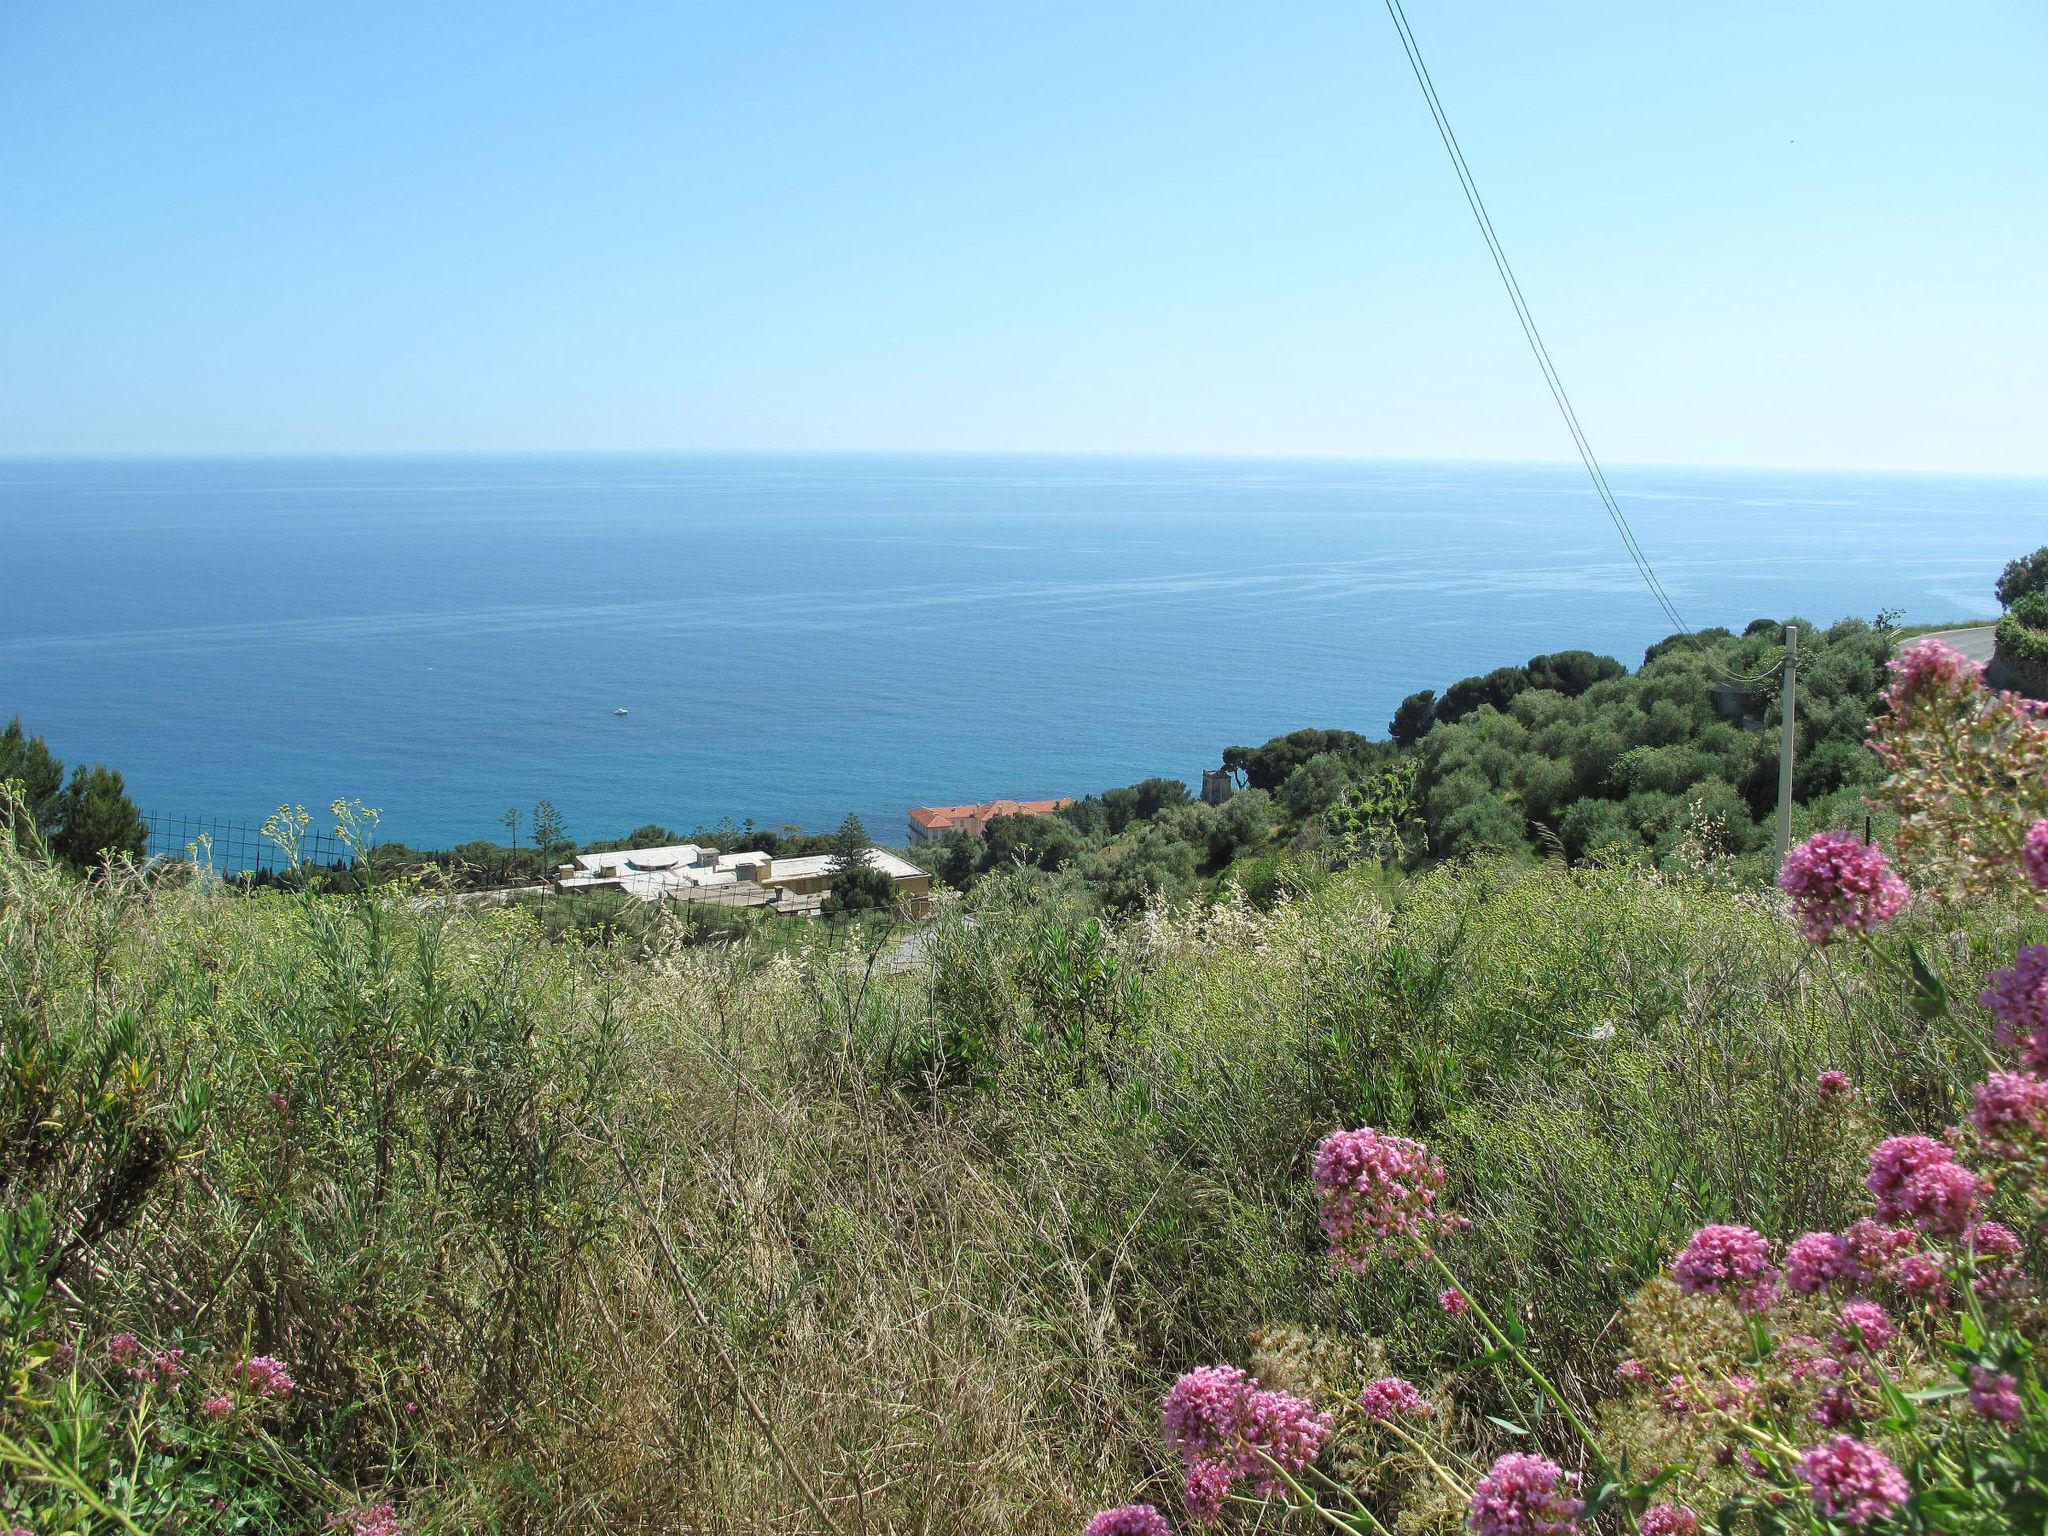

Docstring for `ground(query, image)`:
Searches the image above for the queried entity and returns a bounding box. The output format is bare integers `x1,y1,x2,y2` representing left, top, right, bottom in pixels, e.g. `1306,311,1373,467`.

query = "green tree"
52,764,146,867
531,799,568,868
0,717,66,840
1996,545,2048,609
1435,666,1531,726
1388,689,1438,747
1277,753,1351,821
824,813,897,917
1525,650,1624,698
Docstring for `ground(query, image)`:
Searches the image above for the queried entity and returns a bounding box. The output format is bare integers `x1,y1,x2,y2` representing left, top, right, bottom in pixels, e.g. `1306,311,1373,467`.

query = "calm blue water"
0,454,2040,849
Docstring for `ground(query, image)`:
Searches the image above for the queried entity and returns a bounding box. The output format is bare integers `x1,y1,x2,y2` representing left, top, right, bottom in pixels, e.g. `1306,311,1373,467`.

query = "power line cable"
1381,0,1782,685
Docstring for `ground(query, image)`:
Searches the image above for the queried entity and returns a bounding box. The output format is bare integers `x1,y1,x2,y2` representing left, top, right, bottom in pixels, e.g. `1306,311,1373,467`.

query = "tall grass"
2,805,2035,1532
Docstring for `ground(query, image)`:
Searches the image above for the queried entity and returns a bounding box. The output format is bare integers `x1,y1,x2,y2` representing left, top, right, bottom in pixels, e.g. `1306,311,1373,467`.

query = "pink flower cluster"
1672,1224,1778,1311
1083,1508,1172,1536
2024,819,2048,891
1842,1218,1919,1281
1981,946,2048,1071
1360,1376,1431,1421
1438,1287,1469,1316
1815,1069,1855,1104
1784,1231,1855,1294
131,1346,189,1386
1778,832,1910,945
234,1355,296,1400
1881,638,1983,720
1795,1435,1912,1527
1313,1126,1449,1270
1161,1365,1333,1516
1638,1506,1699,1536
1969,1367,2022,1424
327,1504,403,1536
1973,1072,2048,1154
1832,1299,1896,1355
1867,1136,1978,1234
1467,1453,1582,1536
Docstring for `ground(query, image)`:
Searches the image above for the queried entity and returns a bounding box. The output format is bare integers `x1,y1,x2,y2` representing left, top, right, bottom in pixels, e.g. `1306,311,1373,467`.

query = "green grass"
2,824,2039,1532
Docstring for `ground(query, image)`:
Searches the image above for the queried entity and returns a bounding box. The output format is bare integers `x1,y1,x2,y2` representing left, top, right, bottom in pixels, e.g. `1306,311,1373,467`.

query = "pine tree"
52,763,146,867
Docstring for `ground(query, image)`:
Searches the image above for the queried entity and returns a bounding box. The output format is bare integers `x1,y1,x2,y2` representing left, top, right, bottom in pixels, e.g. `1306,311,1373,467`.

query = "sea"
0,453,2040,852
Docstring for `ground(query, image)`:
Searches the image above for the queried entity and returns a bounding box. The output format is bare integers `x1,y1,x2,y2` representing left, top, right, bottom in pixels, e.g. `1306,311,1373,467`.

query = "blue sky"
2,1,2042,470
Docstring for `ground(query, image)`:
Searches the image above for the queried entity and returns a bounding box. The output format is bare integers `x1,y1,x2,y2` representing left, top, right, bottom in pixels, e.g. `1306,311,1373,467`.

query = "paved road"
1917,624,1998,663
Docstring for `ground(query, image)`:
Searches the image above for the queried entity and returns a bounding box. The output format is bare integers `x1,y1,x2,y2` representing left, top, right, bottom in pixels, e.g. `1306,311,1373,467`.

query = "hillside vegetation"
3,766,2041,1531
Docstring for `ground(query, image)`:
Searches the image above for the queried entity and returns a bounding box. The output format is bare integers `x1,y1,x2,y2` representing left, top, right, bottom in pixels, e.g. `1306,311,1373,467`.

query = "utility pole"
1774,623,1799,868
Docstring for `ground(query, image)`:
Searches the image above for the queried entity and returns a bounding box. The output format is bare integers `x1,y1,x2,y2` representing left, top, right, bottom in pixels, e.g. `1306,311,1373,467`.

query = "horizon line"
3,446,2046,481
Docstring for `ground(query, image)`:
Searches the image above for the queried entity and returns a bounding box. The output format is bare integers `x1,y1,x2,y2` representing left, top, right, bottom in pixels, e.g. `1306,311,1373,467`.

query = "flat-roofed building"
906,797,1074,846
555,842,932,918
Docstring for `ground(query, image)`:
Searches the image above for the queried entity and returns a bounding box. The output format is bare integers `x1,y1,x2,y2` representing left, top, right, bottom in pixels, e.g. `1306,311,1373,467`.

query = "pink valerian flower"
1084,1507,1173,1536
1843,1219,1918,1282
1658,1375,1698,1416
1882,638,1984,717
1313,1126,1450,1269
1638,1505,1699,1536
1360,1377,1432,1421
131,1347,189,1385
1832,1300,1896,1355
104,1332,142,1366
1161,1367,1333,1496
1892,1251,1951,1303
1969,1220,2023,1260
1973,1072,2048,1154
1814,1381,1864,1427
1776,1337,1843,1384
1162,1367,1251,1466
1672,1224,1778,1310
1614,1357,1652,1386
234,1355,296,1399
201,1394,233,1420
1238,1389,1336,1493
1965,1221,2029,1303
1777,832,1910,944
1438,1286,1470,1316
1468,1453,1583,1536
1182,1461,1230,1526
1795,1435,1912,1526
1713,1375,1759,1413
1901,1160,1980,1236
1969,1367,2022,1424
326,1505,403,1536
2024,819,2048,891
1866,1136,1954,1223
1784,1231,1856,1294
1816,1070,1855,1104
1981,946,2048,1072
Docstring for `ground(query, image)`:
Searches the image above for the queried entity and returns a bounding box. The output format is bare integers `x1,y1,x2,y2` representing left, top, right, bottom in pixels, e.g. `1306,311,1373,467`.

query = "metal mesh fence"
142,813,350,879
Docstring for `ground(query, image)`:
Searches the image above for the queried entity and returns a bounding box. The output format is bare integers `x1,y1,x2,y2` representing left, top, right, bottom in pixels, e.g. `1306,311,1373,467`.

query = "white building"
554,842,932,917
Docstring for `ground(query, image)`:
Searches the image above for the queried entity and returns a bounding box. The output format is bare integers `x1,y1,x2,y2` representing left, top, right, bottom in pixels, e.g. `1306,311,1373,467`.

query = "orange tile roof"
909,797,1073,831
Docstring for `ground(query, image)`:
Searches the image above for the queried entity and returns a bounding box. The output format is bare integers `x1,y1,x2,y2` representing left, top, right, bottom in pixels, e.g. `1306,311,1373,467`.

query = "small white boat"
613,707,629,716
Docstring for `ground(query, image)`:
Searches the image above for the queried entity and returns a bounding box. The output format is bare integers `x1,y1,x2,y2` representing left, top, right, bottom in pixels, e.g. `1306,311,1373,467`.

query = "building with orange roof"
906,797,1075,847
